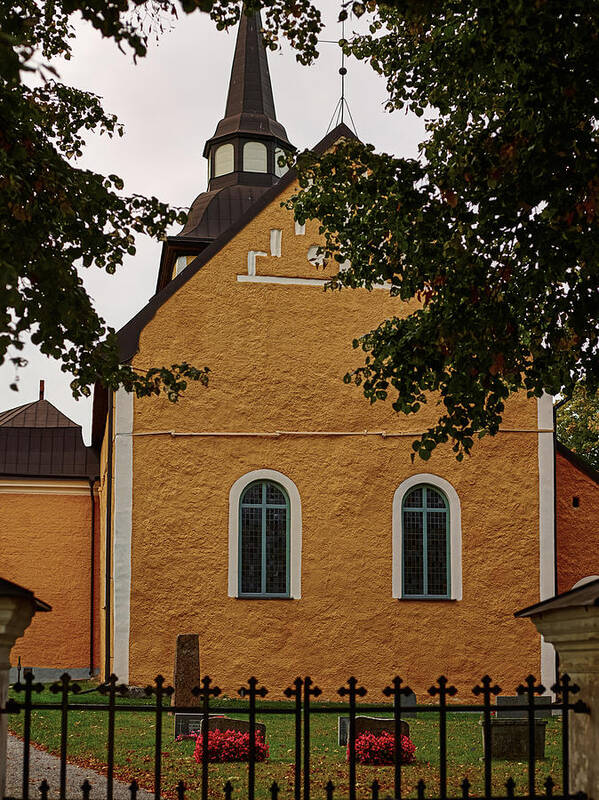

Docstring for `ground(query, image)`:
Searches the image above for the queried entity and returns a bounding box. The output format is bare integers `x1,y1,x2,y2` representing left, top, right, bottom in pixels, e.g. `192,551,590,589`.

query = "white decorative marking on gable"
247,250,267,276
270,229,282,257
294,221,305,235
237,274,392,289
307,245,325,266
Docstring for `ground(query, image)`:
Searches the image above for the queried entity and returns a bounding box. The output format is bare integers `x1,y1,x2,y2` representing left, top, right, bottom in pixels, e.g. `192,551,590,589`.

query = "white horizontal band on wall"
0,479,94,495
237,274,392,289
124,428,554,439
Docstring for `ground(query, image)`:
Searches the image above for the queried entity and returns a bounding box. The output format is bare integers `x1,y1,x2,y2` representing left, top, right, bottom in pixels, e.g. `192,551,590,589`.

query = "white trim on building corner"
392,473,463,601
228,468,302,599
537,391,556,690
112,388,134,683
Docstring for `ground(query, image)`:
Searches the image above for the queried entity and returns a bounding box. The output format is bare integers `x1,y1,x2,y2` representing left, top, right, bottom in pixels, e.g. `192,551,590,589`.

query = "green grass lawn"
7,684,565,800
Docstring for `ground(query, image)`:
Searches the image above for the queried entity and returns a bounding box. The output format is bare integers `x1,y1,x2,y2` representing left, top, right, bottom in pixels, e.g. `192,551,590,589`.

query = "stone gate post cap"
0,577,51,612
515,577,599,619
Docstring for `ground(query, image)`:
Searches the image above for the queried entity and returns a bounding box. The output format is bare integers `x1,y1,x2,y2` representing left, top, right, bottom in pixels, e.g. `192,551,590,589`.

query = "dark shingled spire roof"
205,10,292,150
155,10,294,293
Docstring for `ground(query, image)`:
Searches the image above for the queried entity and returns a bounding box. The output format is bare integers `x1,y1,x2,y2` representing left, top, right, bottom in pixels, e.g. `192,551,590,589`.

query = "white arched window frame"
392,474,462,600
214,143,234,177
243,141,268,173
228,469,302,598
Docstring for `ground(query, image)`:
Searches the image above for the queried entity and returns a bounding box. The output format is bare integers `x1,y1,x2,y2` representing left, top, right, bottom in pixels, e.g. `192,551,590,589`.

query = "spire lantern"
155,9,294,293
202,10,294,191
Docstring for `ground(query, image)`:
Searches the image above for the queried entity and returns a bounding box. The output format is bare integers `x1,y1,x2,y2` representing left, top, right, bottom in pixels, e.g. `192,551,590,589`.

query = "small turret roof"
0,395,99,479
0,398,79,429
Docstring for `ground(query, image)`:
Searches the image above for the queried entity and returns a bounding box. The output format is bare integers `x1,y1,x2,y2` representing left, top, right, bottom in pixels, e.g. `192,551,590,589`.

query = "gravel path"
5,734,156,800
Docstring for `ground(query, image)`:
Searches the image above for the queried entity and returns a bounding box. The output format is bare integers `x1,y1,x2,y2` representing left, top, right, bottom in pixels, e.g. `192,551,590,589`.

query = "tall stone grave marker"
172,634,200,737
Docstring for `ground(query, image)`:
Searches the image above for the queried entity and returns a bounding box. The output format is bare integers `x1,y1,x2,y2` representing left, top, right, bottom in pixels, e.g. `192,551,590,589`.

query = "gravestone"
496,695,552,718
338,716,410,747
172,633,200,736
482,718,548,760
175,714,267,740
172,634,200,709
483,696,551,759
175,713,224,739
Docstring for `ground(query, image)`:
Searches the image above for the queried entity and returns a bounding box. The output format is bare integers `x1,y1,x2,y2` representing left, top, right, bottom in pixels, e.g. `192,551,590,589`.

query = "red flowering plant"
349,732,416,765
193,729,269,763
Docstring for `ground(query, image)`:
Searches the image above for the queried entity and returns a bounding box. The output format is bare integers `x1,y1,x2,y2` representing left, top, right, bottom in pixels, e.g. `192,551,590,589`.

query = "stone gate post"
516,578,599,800
0,579,50,799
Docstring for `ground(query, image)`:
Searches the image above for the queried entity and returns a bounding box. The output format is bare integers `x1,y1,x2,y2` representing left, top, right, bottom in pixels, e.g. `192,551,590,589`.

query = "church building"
3,11,599,697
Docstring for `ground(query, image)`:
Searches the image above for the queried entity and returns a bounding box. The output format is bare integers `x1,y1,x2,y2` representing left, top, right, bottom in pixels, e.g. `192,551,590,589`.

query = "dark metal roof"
180,184,273,239
0,577,51,611
204,10,292,152
0,399,79,429
0,398,99,479
515,577,599,617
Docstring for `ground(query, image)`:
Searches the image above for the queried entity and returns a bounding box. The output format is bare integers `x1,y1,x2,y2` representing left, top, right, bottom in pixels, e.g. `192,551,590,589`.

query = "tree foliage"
288,0,599,460
4,0,598,456
1,1,215,401
557,386,599,471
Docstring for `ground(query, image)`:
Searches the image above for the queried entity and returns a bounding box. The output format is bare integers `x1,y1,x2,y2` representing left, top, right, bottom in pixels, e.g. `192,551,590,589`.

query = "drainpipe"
88,477,97,676
104,390,114,681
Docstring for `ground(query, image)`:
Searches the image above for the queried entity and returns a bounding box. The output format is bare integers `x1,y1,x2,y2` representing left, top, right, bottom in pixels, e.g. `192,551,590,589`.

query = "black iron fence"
1,672,589,800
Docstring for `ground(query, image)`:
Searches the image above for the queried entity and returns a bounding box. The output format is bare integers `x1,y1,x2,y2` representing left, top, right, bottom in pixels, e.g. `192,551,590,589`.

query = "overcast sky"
0,1,426,443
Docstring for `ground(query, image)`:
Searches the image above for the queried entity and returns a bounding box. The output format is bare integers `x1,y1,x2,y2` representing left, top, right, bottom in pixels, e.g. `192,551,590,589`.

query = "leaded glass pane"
403,509,424,594
404,488,423,508
242,483,262,505
266,483,286,505
265,506,287,593
426,488,446,509
240,506,262,593
427,510,448,595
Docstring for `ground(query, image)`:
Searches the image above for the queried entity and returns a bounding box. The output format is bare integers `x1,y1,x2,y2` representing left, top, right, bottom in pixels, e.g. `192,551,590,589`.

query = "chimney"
39,380,44,400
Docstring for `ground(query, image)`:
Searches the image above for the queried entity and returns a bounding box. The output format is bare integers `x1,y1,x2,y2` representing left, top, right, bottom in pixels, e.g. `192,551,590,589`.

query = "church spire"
155,9,294,293
223,10,278,130
202,9,293,180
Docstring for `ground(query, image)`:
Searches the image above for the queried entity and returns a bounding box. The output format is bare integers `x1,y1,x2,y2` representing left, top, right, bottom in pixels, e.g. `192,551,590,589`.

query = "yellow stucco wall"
121,177,544,699
1,484,95,670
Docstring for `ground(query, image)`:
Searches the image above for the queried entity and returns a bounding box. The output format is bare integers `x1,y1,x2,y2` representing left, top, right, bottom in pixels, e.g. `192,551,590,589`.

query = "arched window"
402,485,449,597
244,141,268,173
214,143,234,177
229,469,302,599
239,480,289,596
392,474,462,600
